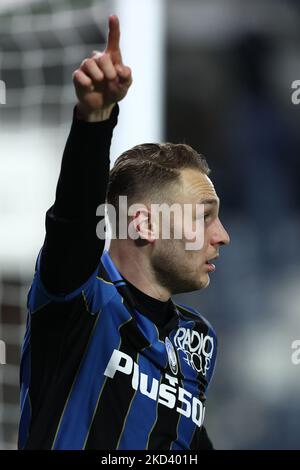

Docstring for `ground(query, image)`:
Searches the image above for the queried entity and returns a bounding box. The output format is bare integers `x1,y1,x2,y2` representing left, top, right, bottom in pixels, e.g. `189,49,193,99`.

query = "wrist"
76,103,116,122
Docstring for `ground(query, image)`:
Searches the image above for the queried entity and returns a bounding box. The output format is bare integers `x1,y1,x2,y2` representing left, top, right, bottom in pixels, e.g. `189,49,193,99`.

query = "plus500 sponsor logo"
104,349,205,427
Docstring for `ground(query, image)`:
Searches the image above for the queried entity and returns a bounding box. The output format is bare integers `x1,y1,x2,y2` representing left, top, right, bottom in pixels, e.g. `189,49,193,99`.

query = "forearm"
53,103,119,220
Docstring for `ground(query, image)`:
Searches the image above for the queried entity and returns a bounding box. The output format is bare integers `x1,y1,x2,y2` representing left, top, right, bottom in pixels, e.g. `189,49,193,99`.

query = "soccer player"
19,15,230,450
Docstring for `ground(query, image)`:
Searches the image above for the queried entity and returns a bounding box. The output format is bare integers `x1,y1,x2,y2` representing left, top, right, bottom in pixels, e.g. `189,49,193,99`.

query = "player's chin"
190,274,209,291
199,273,210,289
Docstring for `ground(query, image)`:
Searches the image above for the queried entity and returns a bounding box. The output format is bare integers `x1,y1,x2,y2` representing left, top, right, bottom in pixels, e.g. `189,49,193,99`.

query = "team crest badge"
165,337,178,375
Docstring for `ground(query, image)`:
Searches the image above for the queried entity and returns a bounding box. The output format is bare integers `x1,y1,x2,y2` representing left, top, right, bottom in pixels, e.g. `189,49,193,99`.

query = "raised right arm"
40,15,132,295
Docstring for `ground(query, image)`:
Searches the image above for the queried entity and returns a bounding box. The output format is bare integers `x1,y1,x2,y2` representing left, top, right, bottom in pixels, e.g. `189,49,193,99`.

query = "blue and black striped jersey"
19,249,217,450
18,101,217,450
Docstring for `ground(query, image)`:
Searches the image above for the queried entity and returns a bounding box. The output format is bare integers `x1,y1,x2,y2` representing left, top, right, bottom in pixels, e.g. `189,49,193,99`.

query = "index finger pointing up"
105,15,122,62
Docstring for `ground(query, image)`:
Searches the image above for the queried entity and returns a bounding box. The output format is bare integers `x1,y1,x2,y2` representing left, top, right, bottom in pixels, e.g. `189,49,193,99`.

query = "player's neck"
108,240,171,302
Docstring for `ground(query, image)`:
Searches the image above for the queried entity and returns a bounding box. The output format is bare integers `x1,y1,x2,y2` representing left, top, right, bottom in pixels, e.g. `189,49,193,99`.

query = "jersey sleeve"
39,103,119,296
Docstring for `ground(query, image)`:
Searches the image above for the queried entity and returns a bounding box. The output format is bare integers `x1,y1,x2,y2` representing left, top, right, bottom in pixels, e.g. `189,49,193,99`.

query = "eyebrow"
200,198,219,206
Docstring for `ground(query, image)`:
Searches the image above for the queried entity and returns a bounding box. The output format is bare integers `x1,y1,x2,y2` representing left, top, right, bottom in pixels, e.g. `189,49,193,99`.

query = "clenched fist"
73,15,132,121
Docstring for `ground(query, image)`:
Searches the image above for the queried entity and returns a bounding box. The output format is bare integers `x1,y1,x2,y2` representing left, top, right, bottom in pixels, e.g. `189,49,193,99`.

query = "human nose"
211,218,230,247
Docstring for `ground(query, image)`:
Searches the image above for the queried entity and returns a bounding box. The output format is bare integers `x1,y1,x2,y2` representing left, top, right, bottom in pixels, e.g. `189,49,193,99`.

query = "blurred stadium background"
0,0,300,450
